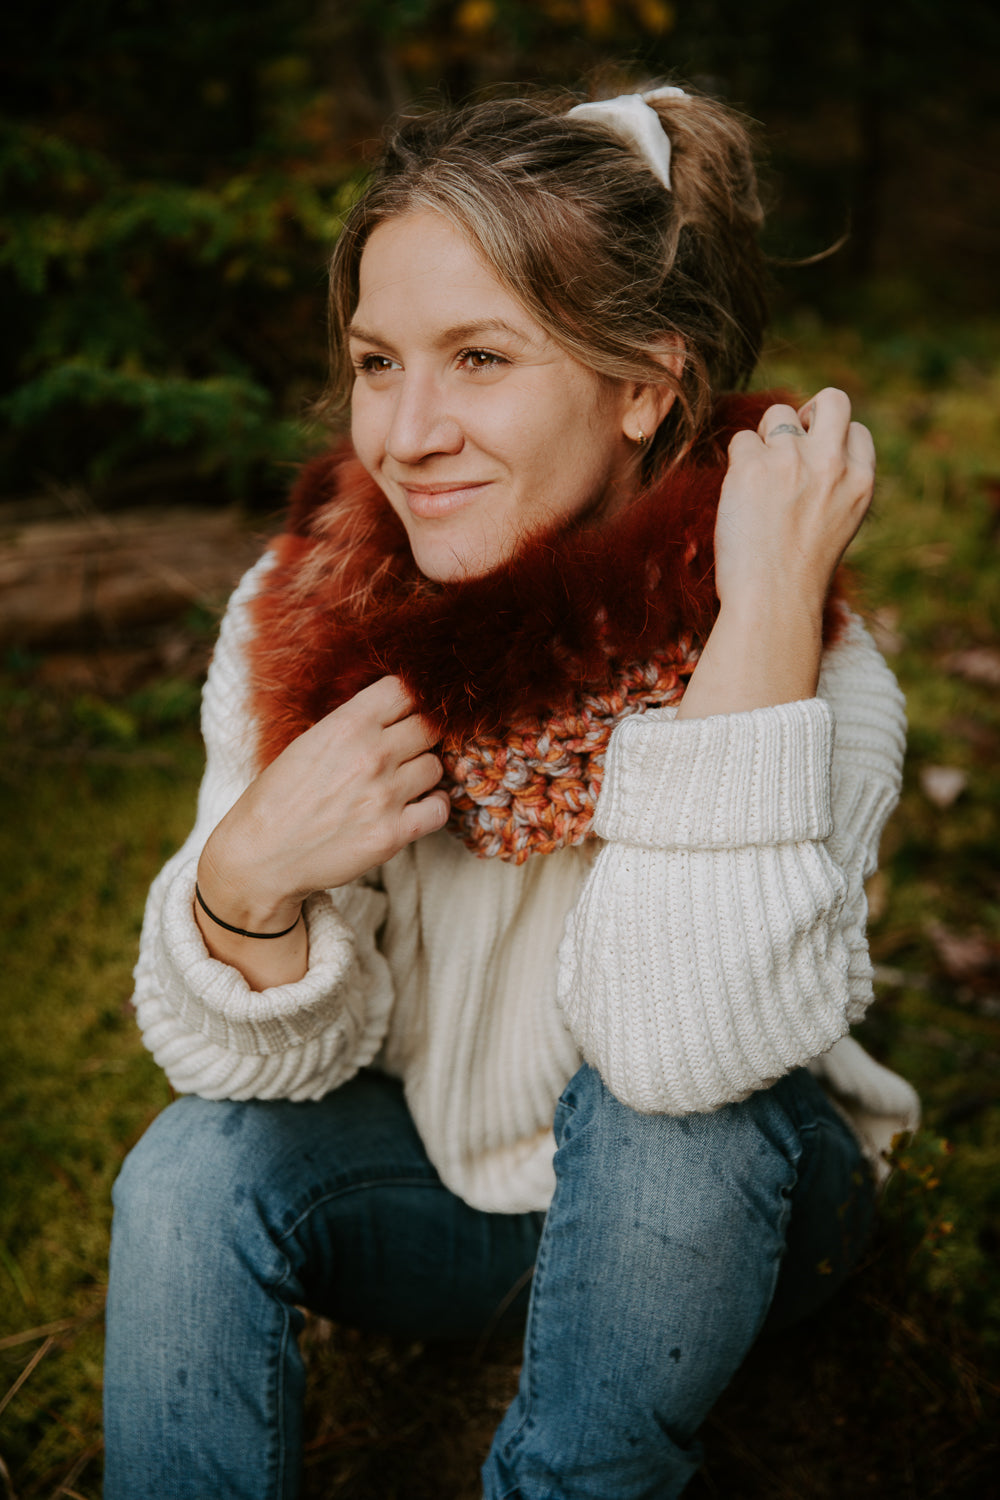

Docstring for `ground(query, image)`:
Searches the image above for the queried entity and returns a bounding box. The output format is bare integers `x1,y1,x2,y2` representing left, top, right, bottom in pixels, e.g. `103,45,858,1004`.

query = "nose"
385,370,464,466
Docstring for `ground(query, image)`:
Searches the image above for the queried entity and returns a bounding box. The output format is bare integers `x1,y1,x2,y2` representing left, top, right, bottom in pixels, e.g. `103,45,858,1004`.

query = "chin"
407,528,511,583
412,549,495,583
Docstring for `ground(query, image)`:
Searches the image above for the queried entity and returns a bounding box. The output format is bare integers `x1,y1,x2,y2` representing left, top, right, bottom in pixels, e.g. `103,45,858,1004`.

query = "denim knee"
550,1061,873,1335
111,1095,301,1294
484,1069,800,1499
115,1096,251,1219
553,1063,802,1247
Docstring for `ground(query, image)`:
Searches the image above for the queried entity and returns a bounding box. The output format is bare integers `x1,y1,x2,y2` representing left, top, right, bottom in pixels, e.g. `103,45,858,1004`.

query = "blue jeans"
103,1064,873,1499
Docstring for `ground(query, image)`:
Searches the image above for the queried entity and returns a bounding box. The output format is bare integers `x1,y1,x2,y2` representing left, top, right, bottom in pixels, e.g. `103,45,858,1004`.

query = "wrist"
195,882,302,940
197,838,305,936
716,583,825,638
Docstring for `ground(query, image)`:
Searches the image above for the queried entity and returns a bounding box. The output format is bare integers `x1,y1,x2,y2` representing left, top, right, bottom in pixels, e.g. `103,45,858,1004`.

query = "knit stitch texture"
131,552,918,1213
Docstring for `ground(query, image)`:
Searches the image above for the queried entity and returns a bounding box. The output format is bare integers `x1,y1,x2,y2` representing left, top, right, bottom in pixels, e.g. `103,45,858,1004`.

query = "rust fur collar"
248,391,845,773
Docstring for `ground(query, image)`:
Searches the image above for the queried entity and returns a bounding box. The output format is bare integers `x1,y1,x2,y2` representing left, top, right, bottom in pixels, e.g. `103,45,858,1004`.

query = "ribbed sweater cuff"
594,697,835,849
155,859,361,1054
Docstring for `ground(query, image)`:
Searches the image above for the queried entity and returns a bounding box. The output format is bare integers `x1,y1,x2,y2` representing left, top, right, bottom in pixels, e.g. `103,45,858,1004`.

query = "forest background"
1,1,999,1496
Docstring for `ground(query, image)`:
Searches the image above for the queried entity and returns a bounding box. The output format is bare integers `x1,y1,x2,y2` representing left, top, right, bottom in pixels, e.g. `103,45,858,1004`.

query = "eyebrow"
346,319,533,351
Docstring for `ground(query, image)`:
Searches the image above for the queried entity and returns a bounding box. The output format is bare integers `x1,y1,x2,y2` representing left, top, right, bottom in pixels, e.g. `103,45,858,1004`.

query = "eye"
458,348,507,373
354,353,399,375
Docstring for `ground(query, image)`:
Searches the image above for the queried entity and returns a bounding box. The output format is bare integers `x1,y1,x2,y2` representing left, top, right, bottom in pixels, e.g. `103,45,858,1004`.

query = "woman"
104,86,919,1498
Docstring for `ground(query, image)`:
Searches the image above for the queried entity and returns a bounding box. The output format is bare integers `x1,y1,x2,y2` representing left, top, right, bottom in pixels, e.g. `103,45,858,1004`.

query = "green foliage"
0,112,355,495
3,0,997,498
0,0,368,498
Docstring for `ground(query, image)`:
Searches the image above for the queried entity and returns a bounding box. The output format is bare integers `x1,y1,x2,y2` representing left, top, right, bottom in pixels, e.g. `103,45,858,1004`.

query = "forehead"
353,211,538,338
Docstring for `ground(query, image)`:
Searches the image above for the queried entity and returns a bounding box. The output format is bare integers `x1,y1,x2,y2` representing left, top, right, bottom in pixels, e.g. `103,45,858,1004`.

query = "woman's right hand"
195,676,449,974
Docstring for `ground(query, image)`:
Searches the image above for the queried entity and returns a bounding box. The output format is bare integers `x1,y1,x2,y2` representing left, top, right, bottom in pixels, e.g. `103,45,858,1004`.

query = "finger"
350,674,417,728
795,387,852,444
385,709,441,762
797,397,816,432
393,750,444,805
728,427,764,457
758,402,806,441
846,419,876,471
396,787,451,845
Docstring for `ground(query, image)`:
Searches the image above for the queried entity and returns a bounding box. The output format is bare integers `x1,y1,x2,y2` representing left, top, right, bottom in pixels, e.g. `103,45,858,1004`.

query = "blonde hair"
323,87,768,476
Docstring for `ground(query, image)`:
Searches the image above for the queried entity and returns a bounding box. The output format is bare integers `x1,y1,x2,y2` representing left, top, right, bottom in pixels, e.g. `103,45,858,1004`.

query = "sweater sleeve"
556,613,906,1115
131,553,394,1101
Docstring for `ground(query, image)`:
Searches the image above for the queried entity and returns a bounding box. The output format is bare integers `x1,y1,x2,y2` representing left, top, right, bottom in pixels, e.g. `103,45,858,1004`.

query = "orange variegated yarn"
442,648,698,863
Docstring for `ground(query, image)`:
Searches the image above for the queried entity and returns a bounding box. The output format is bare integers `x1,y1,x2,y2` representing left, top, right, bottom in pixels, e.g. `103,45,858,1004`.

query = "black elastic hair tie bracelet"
195,883,302,940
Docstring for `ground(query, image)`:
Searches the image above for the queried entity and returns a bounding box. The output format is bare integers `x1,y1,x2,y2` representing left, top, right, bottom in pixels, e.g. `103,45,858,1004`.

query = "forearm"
676,593,823,720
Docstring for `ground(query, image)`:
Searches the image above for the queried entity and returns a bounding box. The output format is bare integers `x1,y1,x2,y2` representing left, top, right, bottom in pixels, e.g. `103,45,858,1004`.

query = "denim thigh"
104,1070,542,1500
483,1062,874,1500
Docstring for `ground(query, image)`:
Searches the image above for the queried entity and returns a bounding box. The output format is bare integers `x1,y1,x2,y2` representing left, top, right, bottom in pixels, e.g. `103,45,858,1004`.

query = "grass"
1,309,999,1497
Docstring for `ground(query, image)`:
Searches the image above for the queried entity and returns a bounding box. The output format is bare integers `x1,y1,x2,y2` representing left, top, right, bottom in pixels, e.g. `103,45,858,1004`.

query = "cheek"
495,389,578,482
541,406,625,511
350,383,395,470
349,391,374,462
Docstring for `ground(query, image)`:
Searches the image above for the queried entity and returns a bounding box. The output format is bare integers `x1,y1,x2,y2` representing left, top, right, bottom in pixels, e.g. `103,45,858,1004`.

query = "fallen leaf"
945,646,1000,688
919,765,968,808
927,920,1000,982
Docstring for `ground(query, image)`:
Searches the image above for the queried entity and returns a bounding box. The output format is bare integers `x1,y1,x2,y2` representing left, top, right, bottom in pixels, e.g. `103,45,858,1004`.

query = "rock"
0,508,264,649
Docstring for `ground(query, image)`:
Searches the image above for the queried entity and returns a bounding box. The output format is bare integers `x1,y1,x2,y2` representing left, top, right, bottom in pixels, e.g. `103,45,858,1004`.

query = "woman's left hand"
714,386,875,619
677,387,875,719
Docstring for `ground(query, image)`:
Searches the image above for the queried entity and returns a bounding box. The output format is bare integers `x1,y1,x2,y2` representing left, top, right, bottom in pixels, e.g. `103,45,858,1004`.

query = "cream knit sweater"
133,554,920,1214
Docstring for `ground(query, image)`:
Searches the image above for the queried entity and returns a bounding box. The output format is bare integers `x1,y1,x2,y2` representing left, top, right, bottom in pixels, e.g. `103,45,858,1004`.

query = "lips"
398,481,492,519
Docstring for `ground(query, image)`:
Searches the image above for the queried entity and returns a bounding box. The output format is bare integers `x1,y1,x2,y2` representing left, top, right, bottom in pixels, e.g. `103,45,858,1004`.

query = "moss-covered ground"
2,315,998,1497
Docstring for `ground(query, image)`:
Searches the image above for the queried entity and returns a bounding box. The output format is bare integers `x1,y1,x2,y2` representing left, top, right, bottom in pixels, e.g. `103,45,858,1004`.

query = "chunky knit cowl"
248,392,845,864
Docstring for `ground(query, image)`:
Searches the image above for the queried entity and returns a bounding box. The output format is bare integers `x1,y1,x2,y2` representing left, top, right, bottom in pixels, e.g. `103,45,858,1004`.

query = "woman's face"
349,211,644,581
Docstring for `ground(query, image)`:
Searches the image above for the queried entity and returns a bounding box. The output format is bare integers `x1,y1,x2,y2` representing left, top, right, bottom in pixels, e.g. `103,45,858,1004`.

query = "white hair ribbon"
566,85,686,192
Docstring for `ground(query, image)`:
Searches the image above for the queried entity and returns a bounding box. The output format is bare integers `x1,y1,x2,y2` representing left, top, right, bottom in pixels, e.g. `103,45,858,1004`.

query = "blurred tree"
1,0,996,503
1,1,352,502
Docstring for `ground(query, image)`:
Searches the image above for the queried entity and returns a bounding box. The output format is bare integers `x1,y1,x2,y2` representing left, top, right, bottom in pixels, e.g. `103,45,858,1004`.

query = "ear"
622,340,685,445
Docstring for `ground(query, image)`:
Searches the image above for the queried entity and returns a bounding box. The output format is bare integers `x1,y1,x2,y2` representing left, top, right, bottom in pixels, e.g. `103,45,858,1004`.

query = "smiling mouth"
399,481,491,519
